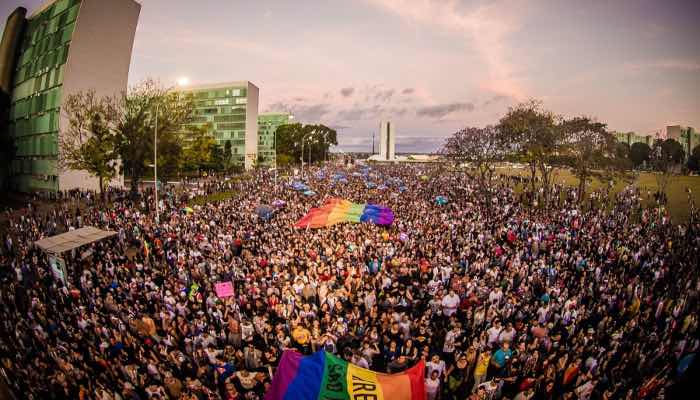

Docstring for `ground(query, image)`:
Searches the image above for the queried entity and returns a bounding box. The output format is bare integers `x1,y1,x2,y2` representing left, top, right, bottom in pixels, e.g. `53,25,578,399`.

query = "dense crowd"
0,164,698,400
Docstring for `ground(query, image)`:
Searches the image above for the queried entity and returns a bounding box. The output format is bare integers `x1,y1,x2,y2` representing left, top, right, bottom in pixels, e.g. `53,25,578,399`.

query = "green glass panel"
52,0,70,17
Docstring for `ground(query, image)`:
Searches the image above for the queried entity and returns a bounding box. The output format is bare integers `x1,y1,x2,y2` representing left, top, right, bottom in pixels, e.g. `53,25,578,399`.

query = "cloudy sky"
3,0,699,152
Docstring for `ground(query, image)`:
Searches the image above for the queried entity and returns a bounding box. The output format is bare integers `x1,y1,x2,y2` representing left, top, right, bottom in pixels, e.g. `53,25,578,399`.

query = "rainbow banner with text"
294,198,394,228
265,350,425,400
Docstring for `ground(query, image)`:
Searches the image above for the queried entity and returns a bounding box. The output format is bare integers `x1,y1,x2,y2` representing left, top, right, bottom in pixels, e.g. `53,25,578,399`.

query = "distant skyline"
3,0,699,152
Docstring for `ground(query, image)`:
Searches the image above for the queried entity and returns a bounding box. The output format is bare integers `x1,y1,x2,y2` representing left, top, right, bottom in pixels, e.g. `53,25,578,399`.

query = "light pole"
154,102,159,224
301,132,315,180
273,126,277,193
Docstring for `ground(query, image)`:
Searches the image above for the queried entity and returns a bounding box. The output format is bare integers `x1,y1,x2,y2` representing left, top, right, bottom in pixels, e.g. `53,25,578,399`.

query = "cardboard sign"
215,281,234,298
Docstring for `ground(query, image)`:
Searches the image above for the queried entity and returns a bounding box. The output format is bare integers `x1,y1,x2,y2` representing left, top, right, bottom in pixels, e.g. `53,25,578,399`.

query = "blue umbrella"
291,181,309,191
255,205,274,221
435,196,448,205
303,190,316,196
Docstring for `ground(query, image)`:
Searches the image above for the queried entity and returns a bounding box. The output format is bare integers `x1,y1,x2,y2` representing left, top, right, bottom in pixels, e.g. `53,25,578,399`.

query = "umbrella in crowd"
255,205,274,221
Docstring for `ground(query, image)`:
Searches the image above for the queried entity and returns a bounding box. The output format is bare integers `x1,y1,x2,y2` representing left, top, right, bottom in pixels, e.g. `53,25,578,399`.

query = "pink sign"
215,282,234,298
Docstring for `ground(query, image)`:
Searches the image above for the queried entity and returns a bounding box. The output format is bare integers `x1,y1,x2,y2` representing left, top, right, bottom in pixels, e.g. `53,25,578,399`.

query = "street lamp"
301,132,316,180
153,102,159,224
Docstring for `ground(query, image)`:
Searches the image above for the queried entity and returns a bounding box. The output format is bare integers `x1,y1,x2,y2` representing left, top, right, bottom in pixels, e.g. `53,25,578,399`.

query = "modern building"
613,131,654,147
667,125,699,160
257,112,293,167
0,0,140,192
177,81,259,170
378,120,396,160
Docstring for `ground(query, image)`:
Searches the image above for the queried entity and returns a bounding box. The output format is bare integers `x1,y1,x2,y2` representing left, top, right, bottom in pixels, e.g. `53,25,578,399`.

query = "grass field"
497,167,700,222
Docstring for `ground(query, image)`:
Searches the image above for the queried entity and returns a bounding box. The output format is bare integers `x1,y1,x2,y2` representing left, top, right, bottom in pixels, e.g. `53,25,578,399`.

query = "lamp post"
273,126,277,193
154,102,159,224
301,132,316,180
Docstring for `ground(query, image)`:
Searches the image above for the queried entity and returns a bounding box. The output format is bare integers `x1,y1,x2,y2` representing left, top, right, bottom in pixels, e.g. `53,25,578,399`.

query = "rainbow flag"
266,350,425,400
294,198,394,228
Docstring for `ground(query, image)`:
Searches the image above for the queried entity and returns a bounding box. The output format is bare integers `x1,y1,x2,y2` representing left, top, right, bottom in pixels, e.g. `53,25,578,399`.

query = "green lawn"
497,167,699,222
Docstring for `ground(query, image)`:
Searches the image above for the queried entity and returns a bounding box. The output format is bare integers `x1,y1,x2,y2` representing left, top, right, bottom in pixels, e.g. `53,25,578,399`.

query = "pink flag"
215,281,234,298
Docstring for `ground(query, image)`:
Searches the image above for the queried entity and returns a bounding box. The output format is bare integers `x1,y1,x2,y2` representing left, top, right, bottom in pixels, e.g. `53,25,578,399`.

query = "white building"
378,121,396,161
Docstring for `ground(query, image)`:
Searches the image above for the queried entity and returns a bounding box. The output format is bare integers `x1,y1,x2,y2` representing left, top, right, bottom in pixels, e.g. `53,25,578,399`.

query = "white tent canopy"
34,226,117,254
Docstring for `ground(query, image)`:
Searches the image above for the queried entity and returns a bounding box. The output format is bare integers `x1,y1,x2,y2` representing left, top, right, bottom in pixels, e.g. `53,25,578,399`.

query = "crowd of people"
0,163,697,400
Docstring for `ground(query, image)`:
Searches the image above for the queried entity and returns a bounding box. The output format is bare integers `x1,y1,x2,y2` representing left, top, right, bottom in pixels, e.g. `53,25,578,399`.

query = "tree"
686,145,700,173
156,133,183,181
497,100,562,207
650,138,685,200
116,79,192,194
276,123,337,164
209,144,225,172
59,90,119,198
223,140,233,172
559,117,630,202
630,142,652,168
440,126,502,189
182,123,216,174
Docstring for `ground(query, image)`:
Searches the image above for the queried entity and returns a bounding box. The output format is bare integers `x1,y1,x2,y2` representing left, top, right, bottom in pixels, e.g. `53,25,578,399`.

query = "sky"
2,0,699,152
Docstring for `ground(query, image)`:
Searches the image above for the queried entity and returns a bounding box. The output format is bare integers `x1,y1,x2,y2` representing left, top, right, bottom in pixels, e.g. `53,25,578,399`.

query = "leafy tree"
116,79,192,194
59,90,119,198
615,142,630,161
223,140,233,171
497,100,562,207
650,138,685,200
276,153,294,167
629,142,652,168
687,145,700,173
209,144,225,171
440,126,502,189
559,117,630,202
276,123,337,164
182,123,216,174
157,133,183,181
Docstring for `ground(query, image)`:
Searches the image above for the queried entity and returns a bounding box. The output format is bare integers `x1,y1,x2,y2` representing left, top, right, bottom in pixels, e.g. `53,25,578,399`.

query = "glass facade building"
0,0,140,192
7,0,81,191
177,82,259,170
257,112,292,167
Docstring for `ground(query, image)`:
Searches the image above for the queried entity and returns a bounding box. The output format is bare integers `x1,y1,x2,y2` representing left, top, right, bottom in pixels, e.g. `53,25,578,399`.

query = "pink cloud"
365,0,528,100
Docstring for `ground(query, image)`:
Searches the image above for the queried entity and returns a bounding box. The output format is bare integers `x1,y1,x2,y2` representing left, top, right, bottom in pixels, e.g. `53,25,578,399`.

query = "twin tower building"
0,0,289,192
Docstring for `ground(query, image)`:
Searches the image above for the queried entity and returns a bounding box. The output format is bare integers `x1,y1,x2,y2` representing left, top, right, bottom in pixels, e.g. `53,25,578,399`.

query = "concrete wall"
58,0,140,191
244,82,259,170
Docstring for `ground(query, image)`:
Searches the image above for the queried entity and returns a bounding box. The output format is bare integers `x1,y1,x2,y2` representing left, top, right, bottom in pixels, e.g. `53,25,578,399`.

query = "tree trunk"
539,161,552,208
99,175,104,202
529,161,536,194
577,163,587,204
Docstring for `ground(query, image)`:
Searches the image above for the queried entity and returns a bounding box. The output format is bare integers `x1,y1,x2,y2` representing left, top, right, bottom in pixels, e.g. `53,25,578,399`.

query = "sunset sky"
3,0,699,152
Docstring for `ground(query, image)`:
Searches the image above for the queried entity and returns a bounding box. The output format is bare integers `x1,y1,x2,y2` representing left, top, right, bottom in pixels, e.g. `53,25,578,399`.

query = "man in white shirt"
442,290,460,317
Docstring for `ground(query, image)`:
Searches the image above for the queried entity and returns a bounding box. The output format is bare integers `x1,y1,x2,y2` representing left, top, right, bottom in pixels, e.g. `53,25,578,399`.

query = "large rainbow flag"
266,350,425,400
294,198,394,228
